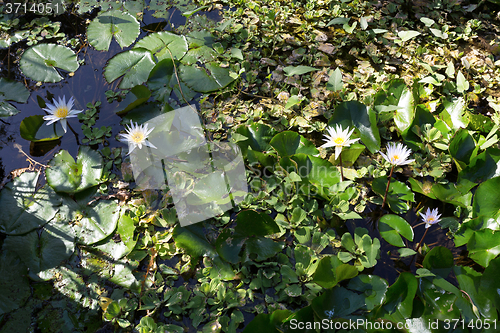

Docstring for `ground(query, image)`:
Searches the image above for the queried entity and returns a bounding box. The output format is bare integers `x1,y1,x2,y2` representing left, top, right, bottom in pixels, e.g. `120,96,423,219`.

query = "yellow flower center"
131,132,145,144
391,154,399,162
427,217,435,223
55,107,69,118
334,137,345,145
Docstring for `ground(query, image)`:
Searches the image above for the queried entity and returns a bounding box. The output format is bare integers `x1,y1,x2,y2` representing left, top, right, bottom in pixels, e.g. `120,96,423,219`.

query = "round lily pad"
20,44,79,83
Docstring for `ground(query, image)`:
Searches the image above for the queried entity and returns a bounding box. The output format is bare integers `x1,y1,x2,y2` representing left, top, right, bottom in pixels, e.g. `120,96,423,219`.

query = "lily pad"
46,146,104,194
20,115,64,142
311,286,365,319
379,214,414,247
114,85,151,115
73,198,121,245
472,176,500,228
0,78,30,118
135,31,188,61
147,59,174,104
0,171,60,235
3,211,75,280
19,44,79,83
87,10,140,51
328,101,381,153
348,275,389,310
104,49,155,89
312,256,358,289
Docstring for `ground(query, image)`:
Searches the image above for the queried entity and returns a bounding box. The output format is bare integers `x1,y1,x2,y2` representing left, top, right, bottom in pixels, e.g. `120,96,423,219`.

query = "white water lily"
118,120,157,155
42,96,82,133
419,207,442,229
380,142,415,166
320,124,359,160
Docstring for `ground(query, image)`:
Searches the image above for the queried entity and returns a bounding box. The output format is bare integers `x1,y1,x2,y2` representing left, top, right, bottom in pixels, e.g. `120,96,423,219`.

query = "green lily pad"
94,214,137,260
348,274,389,310
372,177,415,214
20,115,65,142
0,78,30,118
104,49,155,89
235,123,276,156
472,176,500,229
135,31,188,61
2,213,75,280
328,101,381,153
46,146,103,194
449,128,476,169
87,10,140,51
467,229,500,267
423,246,454,278
383,272,418,318
147,59,174,104
379,214,414,247
19,44,79,83
311,286,365,319
0,171,60,235
73,198,121,245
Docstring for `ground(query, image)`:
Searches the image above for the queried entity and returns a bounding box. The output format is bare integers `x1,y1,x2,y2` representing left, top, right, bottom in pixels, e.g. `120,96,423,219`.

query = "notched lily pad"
46,146,104,194
0,77,30,118
20,44,79,83
87,10,140,51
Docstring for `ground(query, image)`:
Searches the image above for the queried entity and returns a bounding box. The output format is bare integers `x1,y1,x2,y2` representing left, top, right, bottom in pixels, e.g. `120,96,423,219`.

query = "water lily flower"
320,124,359,160
380,142,415,166
419,207,442,229
42,96,82,133
118,120,157,155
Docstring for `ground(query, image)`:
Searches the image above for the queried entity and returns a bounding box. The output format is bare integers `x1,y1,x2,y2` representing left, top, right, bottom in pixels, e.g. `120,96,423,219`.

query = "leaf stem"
381,165,394,209
339,153,344,182
415,227,429,254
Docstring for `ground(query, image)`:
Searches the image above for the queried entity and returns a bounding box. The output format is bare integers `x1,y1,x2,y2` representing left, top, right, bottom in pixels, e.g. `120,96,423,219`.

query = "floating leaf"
328,101,380,153
270,131,300,157
384,272,418,318
46,146,104,194
235,123,276,156
104,49,155,89
311,287,364,319
0,172,60,235
283,65,319,76
135,31,188,61
3,212,75,279
20,115,64,142
379,214,414,247
19,44,79,83
73,199,121,245
472,176,500,229
147,59,174,103
348,275,388,310
0,78,30,118
87,10,140,51
284,95,302,109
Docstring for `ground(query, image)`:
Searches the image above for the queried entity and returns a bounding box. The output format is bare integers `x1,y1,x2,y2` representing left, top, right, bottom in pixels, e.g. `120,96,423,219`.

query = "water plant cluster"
1,0,500,332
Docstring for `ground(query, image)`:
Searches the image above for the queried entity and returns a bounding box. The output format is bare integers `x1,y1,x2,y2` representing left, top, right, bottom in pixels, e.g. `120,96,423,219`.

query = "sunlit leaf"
87,10,140,51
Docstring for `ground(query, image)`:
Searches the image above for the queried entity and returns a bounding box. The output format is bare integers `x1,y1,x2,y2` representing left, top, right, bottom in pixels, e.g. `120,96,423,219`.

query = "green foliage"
19,44,79,82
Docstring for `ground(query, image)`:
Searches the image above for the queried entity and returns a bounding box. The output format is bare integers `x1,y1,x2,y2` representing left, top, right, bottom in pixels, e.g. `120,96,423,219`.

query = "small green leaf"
283,65,319,76
398,30,421,42
326,67,343,92
379,214,414,247
456,70,469,93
